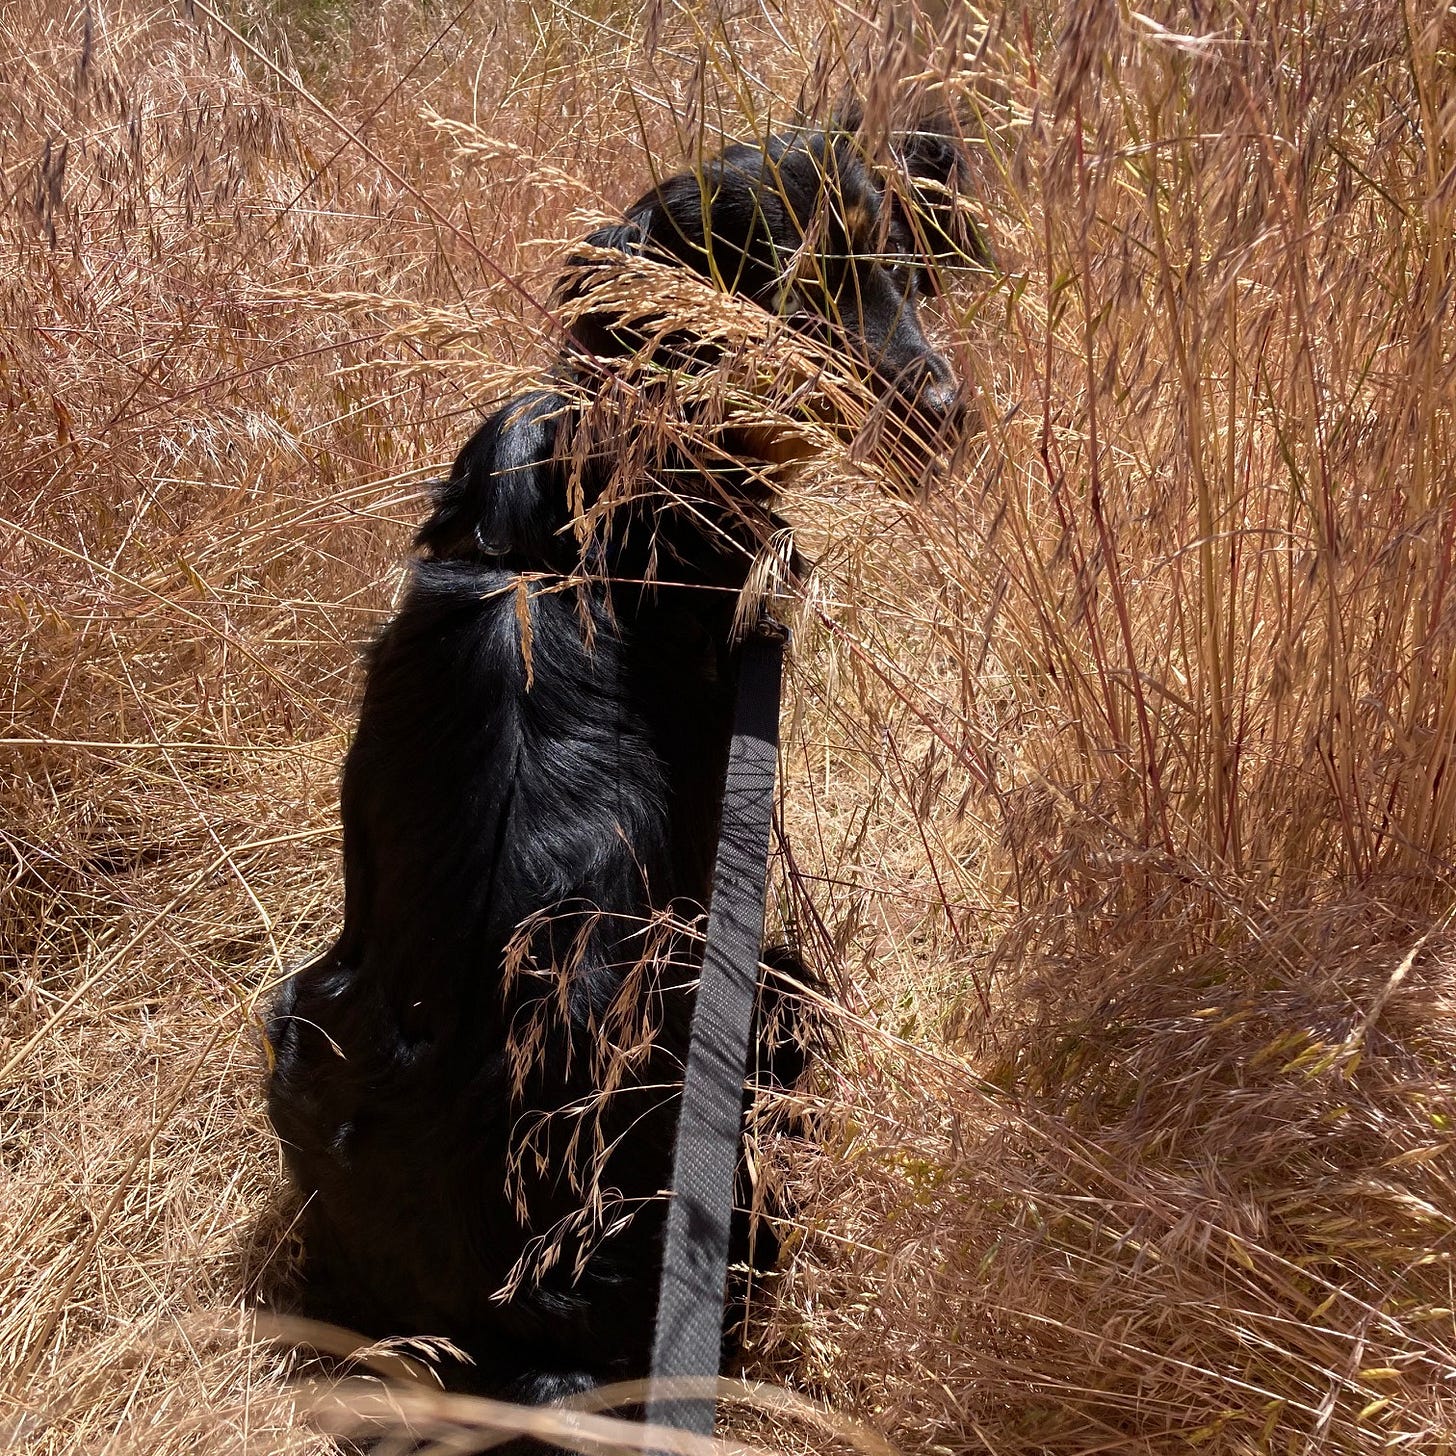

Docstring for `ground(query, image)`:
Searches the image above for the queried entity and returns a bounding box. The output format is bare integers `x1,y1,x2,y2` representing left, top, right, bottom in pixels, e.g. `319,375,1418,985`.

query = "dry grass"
3,0,1455,1452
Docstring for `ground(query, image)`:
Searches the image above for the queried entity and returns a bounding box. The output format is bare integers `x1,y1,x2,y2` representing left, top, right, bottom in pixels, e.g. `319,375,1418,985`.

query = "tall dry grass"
2,0,1454,1453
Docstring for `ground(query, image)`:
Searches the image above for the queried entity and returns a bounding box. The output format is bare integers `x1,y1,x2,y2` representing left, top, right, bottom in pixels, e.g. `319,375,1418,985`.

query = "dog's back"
267,394,753,1393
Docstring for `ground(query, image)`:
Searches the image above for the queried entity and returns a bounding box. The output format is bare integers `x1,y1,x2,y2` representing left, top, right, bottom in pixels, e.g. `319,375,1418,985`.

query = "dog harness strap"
648,620,786,1439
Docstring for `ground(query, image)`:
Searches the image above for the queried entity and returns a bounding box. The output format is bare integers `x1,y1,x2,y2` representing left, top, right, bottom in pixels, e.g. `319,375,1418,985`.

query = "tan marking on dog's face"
841,196,880,253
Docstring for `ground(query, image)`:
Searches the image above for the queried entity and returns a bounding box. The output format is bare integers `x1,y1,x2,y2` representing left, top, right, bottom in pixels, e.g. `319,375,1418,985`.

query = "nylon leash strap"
646,619,786,1439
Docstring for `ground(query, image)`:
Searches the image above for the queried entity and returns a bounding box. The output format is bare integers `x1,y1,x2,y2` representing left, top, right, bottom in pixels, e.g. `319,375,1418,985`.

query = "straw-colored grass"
3,0,1454,1452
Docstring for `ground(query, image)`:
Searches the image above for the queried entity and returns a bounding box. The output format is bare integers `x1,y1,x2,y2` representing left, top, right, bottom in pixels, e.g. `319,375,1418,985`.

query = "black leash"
647,616,787,1440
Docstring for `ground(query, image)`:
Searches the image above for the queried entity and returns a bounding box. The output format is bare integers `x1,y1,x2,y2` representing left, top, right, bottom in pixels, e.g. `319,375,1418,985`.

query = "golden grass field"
3,0,1456,1450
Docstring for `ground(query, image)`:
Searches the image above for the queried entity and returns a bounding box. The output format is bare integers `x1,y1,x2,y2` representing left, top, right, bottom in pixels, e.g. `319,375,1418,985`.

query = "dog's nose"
918,375,960,420
896,354,963,434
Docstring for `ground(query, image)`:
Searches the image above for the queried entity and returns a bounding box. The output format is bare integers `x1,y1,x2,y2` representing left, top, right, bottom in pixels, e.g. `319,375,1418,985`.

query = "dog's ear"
416,391,568,562
895,120,995,272
602,152,800,308
558,175,784,358
556,220,654,359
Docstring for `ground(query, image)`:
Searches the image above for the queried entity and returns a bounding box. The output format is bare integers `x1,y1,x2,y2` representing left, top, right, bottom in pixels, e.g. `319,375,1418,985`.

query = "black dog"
266,119,977,1405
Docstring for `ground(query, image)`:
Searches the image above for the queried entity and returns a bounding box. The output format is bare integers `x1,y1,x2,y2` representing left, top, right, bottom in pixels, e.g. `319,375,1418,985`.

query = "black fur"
266,120,972,1404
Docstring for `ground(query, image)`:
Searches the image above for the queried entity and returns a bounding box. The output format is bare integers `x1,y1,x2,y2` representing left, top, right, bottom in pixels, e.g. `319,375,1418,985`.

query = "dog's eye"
885,259,920,293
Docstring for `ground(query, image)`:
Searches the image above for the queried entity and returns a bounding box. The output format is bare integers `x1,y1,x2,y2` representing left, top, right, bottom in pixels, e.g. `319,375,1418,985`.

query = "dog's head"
565,120,987,465
421,123,987,565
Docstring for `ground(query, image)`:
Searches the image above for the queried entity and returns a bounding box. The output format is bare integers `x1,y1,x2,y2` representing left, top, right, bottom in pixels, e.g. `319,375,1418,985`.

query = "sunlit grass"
3,0,1454,1452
